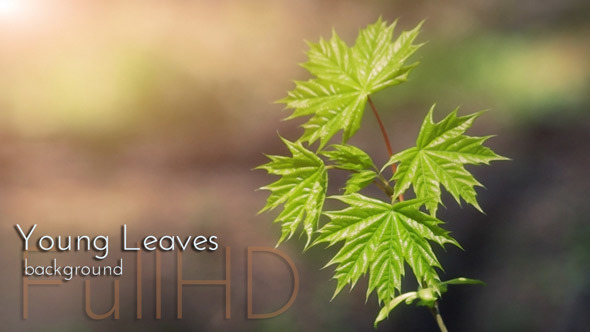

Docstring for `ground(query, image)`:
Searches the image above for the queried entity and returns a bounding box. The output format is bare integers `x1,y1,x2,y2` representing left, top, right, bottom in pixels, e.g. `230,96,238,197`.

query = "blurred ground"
0,0,589,331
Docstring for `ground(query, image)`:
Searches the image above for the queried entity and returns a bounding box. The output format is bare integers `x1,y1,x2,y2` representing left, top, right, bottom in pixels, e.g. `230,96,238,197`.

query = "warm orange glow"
0,0,28,18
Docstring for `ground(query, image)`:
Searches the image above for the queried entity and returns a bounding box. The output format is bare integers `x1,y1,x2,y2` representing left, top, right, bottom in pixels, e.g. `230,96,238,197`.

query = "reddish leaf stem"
368,96,394,156
367,96,404,201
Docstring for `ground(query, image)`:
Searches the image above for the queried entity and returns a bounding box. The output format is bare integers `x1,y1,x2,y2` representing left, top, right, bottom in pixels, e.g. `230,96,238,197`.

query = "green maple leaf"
320,144,378,194
315,193,459,307
384,106,508,215
257,137,327,246
281,18,422,148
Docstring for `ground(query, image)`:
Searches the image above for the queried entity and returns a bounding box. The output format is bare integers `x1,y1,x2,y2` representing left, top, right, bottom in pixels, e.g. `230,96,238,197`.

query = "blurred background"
0,0,588,331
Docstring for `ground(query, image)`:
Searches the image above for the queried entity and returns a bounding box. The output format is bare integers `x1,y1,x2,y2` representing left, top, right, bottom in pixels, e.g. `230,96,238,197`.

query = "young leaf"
281,18,422,148
320,144,375,171
385,106,508,215
438,277,485,293
374,277,484,327
257,137,328,246
344,170,377,194
315,194,459,308
374,291,418,328
321,144,378,194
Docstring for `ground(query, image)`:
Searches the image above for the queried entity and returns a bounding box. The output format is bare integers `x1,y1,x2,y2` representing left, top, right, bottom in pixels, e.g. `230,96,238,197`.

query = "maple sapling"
258,18,507,331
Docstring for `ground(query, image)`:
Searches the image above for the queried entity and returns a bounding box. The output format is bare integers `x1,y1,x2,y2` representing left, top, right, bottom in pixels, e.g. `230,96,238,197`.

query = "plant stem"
373,179,393,197
428,301,449,332
374,170,394,196
368,96,394,157
367,96,404,201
